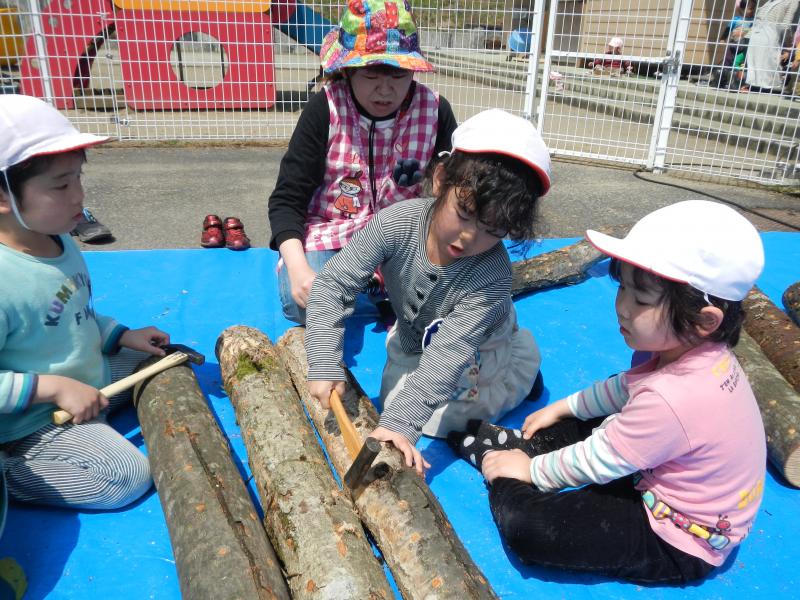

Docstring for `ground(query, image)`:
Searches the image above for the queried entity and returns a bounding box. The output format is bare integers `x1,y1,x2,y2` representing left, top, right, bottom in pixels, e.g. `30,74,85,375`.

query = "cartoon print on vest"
333,172,364,218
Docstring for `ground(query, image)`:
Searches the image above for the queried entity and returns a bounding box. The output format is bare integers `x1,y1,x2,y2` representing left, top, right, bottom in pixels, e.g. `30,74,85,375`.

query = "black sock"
447,420,525,471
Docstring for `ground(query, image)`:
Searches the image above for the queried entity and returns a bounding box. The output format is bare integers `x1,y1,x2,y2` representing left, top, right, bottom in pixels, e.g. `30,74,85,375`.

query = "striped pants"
0,350,152,509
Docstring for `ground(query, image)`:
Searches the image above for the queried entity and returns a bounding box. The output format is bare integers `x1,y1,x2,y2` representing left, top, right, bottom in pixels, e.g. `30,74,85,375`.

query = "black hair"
0,150,87,207
431,150,544,250
609,258,745,347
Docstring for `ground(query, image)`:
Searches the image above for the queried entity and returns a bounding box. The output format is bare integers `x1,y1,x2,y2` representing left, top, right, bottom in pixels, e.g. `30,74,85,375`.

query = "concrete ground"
77,145,800,252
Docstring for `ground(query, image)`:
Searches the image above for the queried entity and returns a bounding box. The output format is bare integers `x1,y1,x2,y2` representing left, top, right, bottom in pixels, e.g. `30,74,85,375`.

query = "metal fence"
1,0,798,185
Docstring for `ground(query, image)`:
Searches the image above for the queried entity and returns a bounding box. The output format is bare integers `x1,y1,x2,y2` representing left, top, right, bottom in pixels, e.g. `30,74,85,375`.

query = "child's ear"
696,306,724,338
431,162,445,197
0,189,12,215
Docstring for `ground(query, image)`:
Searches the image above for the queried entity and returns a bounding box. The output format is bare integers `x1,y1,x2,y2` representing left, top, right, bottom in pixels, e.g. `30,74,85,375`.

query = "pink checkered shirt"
304,80,439,252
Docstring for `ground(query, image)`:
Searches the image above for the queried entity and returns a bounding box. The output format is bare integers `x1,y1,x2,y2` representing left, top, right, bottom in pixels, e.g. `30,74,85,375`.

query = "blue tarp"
2,233,798,599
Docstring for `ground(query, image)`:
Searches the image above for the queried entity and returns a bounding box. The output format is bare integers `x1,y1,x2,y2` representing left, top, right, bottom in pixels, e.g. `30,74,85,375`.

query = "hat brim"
323,51,435,74
585,229,688,284
30,134,110,158
456,147,551,195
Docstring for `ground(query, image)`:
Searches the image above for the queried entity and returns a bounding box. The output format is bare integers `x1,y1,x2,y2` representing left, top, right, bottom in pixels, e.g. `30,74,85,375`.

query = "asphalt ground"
76,145,800,252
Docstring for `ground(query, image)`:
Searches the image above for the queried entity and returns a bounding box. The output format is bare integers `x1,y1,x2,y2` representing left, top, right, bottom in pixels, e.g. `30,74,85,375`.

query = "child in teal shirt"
0,94,169,510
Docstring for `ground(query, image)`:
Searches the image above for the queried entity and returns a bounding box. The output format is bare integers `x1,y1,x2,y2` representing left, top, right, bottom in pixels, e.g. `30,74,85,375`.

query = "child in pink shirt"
449,200,766,583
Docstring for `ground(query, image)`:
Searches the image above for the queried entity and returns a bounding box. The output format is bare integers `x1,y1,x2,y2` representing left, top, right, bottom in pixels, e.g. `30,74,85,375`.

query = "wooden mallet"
329,389,382,490
52,343,205,425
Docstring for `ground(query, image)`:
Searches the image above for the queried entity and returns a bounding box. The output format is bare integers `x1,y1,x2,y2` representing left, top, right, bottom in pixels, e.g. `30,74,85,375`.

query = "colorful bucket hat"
320,0,434,75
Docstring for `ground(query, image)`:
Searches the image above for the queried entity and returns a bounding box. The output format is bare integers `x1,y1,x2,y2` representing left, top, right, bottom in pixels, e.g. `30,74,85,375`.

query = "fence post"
27,0,54,103
522,0,547,123
533,0,557,132
647,0,691,172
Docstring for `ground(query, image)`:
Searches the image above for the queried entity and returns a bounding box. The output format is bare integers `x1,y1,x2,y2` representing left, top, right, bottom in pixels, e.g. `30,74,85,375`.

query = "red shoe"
223,217,251,251
201,214,224,248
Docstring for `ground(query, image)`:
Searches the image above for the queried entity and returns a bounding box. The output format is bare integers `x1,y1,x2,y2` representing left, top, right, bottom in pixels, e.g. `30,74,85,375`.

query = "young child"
0,94,169,510
268,0,458,325
305,109,551,472
587,37,632,76
448,200,766,583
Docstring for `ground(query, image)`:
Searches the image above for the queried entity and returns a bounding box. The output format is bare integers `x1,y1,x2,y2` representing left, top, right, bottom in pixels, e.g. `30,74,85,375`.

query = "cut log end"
785,447,800,489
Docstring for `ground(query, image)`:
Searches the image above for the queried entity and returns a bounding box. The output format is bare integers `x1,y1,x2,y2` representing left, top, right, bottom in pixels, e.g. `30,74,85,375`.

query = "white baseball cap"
0,94,109,171
586,200,764,301
608,37,624,48
451,108,552,195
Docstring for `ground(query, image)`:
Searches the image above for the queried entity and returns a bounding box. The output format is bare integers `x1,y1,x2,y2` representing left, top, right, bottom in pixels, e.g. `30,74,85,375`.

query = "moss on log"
277,327,500,600
733,332,800,488
133,359,290,600
743,286,800,394
215,326,392,600
783,281,800,327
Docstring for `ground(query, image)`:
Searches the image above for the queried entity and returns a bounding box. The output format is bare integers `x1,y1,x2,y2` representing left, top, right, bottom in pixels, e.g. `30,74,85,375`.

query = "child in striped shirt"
449,200,766,583
305,109,551,473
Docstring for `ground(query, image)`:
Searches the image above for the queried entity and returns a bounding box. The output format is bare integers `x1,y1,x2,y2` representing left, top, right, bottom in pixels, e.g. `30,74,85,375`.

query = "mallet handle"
52,352,189,425
329,389,362,460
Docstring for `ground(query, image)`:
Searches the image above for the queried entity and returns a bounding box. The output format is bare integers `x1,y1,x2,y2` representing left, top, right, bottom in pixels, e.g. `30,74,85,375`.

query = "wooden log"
733,332,800,488
132,359,290,600
215,326,392,600
783,281,800,327
742,286,800,394
277,327,500,600
510,227,627,298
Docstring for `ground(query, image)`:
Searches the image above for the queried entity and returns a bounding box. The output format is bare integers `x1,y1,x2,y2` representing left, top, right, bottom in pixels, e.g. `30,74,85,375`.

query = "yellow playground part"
0,8,25,66
110,0,270,12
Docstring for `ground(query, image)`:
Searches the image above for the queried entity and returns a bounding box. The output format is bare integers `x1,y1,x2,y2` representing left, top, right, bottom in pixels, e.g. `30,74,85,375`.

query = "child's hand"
481,449,532,484
521,398,571,439
370,426,430,475
392,159,423,187
308,379,346,409
119,327,171,355
288,262,317,309
35,374,108,424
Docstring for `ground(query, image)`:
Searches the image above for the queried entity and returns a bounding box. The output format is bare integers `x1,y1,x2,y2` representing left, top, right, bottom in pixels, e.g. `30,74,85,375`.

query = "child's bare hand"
370,426,430,475
289,263,317,309
481,449,532,484
308,380,345,409
521,398,571,439
35,374,108,424
119,327,170,355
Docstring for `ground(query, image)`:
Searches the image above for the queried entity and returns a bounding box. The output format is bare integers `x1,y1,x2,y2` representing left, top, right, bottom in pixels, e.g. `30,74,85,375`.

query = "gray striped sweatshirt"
306,197,514,443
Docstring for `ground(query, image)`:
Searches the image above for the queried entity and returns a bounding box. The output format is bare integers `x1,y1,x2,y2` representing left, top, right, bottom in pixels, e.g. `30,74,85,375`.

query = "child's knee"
88,451,152,509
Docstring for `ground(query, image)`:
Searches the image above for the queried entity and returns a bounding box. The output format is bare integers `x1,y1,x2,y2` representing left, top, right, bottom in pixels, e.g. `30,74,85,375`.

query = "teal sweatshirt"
0,235,127,443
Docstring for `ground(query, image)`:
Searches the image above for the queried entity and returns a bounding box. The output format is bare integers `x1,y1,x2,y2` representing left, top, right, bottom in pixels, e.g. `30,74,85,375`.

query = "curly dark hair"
431,150,544,247
0,150,86,207
609,258,745,347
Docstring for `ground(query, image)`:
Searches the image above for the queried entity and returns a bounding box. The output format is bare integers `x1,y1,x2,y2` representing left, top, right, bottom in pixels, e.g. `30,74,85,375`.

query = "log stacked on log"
215,327,393,600
510,227,627,298
277,327,500,600
733,332,800,488
784,281,800,327
132,359,290,600
743,286,800,394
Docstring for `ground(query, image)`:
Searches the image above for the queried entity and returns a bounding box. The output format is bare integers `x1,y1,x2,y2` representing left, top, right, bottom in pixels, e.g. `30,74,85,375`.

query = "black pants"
487,418,715,584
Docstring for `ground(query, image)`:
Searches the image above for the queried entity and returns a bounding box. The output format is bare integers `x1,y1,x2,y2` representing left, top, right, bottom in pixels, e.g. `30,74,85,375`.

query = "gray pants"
0,350,152,509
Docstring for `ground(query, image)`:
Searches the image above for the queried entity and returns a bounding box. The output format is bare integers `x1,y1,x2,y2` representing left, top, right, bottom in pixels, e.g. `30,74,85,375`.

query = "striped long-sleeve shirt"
529,372,638,490
305,197,514,444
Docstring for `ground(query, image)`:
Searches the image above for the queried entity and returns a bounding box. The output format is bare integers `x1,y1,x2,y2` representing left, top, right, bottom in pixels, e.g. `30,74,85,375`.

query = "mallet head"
161,343,205,365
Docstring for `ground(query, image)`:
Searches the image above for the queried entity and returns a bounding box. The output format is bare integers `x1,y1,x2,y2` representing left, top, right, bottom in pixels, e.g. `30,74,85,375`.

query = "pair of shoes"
71,208,112,243
200,214,251,250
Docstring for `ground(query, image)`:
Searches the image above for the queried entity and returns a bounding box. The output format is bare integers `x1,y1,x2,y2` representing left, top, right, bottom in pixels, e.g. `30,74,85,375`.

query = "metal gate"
531,0,800,185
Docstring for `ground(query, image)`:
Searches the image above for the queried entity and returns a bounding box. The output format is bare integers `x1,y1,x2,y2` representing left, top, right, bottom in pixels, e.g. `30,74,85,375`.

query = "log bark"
215,326,392,600
132,359,290,600
733,332,800,488
743,286,800,394
510,226,628,297
277,327,499,600
783,281,800,327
